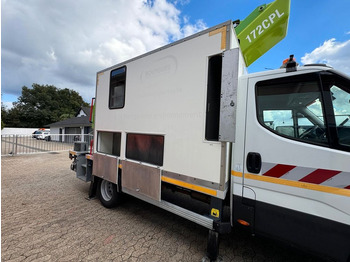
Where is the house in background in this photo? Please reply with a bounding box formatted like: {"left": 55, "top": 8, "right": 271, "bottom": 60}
{"left": 49, "top": 107, "right": 92, "bottom": 142}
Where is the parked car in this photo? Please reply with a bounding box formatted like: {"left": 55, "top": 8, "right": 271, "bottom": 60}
{"left": 37, "top": 131, "right": 50, "bottom": 140}
{"left": 32, "top": 130, "right": 41, "bottom": 138}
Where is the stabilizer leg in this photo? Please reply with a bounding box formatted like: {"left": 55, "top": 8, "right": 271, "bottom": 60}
{"left": 206, "top": 229, "right": 220, "bottom": 261}
{"left": 87, "top": 177, "right": 98, "bottom": 199}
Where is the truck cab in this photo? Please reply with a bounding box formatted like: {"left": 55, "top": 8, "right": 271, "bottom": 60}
{"left": 232, "top": 65, "right": 350, "bottom": 261}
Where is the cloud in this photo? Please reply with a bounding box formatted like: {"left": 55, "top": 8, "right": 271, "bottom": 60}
{"left": 1, "top": 0, "right": 207, "bottom": 102}
{"left": 182, "top": 19, "right": 206, "bottom": 37}
{"left": 301, "top": 38, "right": 350, "bottom": 75}
{"left": 2, "top": 102, "right": 14, "bottom": 110}
{"left": 172, "top": 0, "right": 191, "bottom": 5}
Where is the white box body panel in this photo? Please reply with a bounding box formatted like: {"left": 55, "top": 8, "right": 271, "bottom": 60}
{"left": 94, "top": 22, "right": 242, "bottom": 185}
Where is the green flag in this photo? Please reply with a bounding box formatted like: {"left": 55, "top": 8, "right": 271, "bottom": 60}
{"left": 235, "top": 0, "right": 291, "bottom": 66}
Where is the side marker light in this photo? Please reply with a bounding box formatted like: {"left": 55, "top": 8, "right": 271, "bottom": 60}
{"left": 237, "top": 219, "right": 250, "bottom": 227}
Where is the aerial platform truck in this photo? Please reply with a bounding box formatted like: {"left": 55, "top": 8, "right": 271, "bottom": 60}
{"left": 69, "top": 0, "right": 350, "bottom": 260}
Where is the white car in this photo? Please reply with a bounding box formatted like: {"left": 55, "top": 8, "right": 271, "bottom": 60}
{"left": 37, "top": 131, "right": 50, "bottom": 140}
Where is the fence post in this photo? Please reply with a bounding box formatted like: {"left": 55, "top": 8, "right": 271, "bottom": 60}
{"left": 15, "top": 135, "right": 18, "bottom": 156}
{"left": 11, "top": 135, "right": 15, "bottom": 156}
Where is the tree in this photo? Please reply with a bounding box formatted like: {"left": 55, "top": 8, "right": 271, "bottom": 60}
{"left": 3, "top": 84, "right": 89, "bottom": 128}
{"left": 1, "top": 104, "right": 6, "bottom": 129}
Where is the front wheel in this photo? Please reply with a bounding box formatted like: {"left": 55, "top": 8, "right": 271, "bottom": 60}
{"left": 97, "top": 179, "right": 120, "bottom": 208}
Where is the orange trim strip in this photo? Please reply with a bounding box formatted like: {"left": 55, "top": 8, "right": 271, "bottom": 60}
{"left": 209, "top": 26, "right": 227, "bottom": 50}
{"left": 231, "top": 170, "right": 350, "bottom": 197}
{"left": 232, "top": 171, "right": 243, "bottom": 178}
{"left": 161, "top": 176, "right": 217, "bottom": 197}
{"left": 96, "top": 72, "right": 104, "bottom": 87}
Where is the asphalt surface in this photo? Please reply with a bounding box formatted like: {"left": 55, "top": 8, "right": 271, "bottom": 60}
{"left": 1, "top": 152, "right": 323, "bottom": 261}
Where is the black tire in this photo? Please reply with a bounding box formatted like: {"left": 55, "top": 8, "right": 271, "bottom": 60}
{"left": 97, "top": 179, "right": 120, "bottom": 208}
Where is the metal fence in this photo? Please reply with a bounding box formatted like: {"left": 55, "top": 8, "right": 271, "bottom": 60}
{"left": 1, "top": 134, "right": 93, "bottom": 156}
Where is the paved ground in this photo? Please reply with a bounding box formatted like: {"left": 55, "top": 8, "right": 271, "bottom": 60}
{"left": 2, "top": 152, "right": 323, "bottom": 261}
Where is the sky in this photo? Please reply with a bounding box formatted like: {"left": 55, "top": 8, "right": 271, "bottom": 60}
{"left": 2, "top": 0, "right": 350, "bottom": 109}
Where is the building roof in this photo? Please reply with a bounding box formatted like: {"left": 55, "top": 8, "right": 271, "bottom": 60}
{"left": 80, "top": 107, "right": 91, "bottom": 116}
{"left": 49, "top": 116, "right": 91, "bottom": 127}
{"left": 49, "top": 107, "right": 92, "bottom": 128}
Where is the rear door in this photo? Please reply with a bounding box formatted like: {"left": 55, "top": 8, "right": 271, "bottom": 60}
{"left": 242, "top": 69, "right": 350, "bottom": 260}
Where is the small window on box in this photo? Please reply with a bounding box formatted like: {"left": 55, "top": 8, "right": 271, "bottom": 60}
{"left": 109, "top": 67, "right": 126, "bottom": 109}
{"left": 97, "top": 131, "right": 121, "bottom": 156}
{"left": 126, "top": 133, "right": 164, "bottom": 166}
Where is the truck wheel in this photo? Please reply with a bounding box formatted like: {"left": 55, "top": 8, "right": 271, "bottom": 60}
{"left": 98, "top": 179, "right": 120, "bottom": 208}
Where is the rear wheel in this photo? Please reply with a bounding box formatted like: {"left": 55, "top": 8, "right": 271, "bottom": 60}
{"left": 98, "top": 179, "right": 120, "bottom": 208}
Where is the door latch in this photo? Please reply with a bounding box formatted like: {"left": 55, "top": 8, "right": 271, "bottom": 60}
{"left": 246, "top": 152, "right": 262, "bottom": 174}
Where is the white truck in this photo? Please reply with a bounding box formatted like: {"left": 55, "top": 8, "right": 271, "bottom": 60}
{"left": 69, "top": 0, "right": 350, "bottom": 261}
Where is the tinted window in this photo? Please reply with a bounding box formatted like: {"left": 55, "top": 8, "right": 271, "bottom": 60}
{"left": 126, "top": 133, "right": 164, "bottom": 166}
{"left": 109, "top": 67, "right": 126, "bottom": 109}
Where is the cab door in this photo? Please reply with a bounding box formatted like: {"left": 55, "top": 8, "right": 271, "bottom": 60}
{"left": 242, "top": 69, "right": 350, "bottom": 261}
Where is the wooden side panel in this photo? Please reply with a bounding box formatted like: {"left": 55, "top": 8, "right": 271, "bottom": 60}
{"left": 121, "top": 160, "right": 161, "bottom": 201}
{"left": 92, "top": 153, "right": 118, "bottom": 183}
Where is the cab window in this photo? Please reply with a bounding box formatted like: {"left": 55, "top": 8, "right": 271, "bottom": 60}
{"left": 331, "top": 86, "right": 350, "bottom": 146}
{"left": 321, "top": 72, "right": 350, "bottom": 147}
{"left": 256, "top": 74, "right": 329, "bottom": 146}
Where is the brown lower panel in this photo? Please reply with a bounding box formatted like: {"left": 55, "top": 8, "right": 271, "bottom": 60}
{"left": 121, "top": 160, "right": 161, "bottom": 201}
{"left": 92, "top": 153, "right": 118, "bottom": 183}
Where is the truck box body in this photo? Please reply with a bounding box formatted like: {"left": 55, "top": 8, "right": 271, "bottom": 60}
{"left": 93, "top": 21, "right": 245, "bottom": 200}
